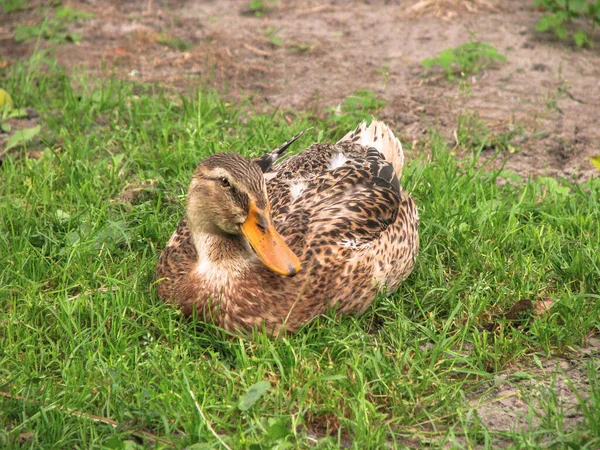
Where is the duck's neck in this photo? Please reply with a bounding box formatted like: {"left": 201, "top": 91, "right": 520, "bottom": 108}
{"left": 191, "top": 229, "right": 255, "bottom": 277}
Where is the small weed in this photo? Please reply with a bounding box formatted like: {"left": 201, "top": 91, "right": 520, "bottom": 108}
{"left": 157, "top": 34, "right": 191, "bottom": 52}
{"left": 4, "top": 124, "right": 41, "bottom": 151}
{"left": 0, "top": 88, "right": 14, "bottom": 112}
{"left": 543, "top": 90, "right": 562, "bottom": 114}
{"left": 14, "top": 22, "right": 80, "bottom": 44}
{"left": 455, "top": 111, "right": 519, "bottom": 152}
{"left": 13, "top": 7, "right": 94, "bottom": 44}
{"left": 287, "top": 41, "right": 315, "bottom": 53}
{"left": 422, "top": 41, "right": 507, "bottom": 80}
{"left": 459, "top": 79, "right": 473, "bottom": 97}
{"left": 54, "top": 6, "right": 94, "bottom": 21}
{"left": 543, "top": 79, "right": 570, "bottom": 114}
{"left": 340, "top": 90, "right": 386, "bottom": 115}
{"left": 455, "top": 111, "right": 490, "bottom": 150}
{"left": 533, "top": 0, "right": 600, "bottom": 48}
{"left": 328, "top": 90, "right": 387, "bottom": 132}
{"left": 2, "top": 0, "right": 26, "bottom": 13}
{"left": 248, "top": 0, "right": 277, "bottom": 17}
{"left": 262, "top": 26, "right": 283, "bottom": 47}
{"left": 0, "top": 87, "right": 40, "bottom": 149}
{"left": 375, "top": 64, "right": 390, "bottom": 88}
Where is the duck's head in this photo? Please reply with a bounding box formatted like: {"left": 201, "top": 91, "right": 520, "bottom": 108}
{"left": 186, "top": 152, "right": 301, "bottom": 277}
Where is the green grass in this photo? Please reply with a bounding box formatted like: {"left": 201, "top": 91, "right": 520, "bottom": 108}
{"left": 1, "top": 54, "right": 599, "bottom": 449}
{"left": 422, "top": 41, "right": 507, "bottom": 80}
{"left": 533, "top": 0, "right": 600, "bottom": 48}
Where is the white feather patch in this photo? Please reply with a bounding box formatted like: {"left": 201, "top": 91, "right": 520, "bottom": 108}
{"left": 329, "top": 152, "right": 347, "bottom": 170}
{"left": 166, "top": 231, "right": 178, "bottom": 247}
{"left": 289, "top": 181, "right": 307, "bottom": 200}
{"left": 263, "top": 172, "right": 277, "bottom": 181}
{"left": 337, "top": 238, "right": 361, "bottom": 249}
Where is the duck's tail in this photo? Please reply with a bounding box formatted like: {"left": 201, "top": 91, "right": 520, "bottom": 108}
{"left": 338, "top": 119, "right": 405, "bottom": 178}
{"left": 254, "top": 127, "right": 312, "bottom": 173}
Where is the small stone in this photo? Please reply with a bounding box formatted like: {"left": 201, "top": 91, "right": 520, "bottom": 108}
{"left": 532, "top": 63, "right": 550, "bottom": 72}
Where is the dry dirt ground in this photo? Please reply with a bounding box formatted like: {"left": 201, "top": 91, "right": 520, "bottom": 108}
{"left": 1, "top": 0, "right": 599, "bottom": 445}
{"left": 2, "top": 0, "right": 600, "bottom": 179}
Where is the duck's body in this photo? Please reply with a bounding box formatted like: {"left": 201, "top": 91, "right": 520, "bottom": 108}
{"left": 156, "top": 120, "right": 419, "bottom": 334}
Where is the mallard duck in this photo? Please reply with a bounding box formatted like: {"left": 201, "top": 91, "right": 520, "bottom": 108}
{"left": 156, "top": 120, "right": 419, "bottom": 334}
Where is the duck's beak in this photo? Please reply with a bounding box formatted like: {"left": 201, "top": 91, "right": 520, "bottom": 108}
{"left": 241, "top": 201, "right": 301, "bottom": 277}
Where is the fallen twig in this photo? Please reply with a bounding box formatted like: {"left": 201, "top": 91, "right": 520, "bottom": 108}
{"left": 243, "top": 43, "right": 270, "bottom": 57}
{"left": 0, "top": 390, "right": 172, "bottom": 446}
{"left": 297, "top": 5, "right": 340, "bottom": 16}
{"left": 189, "top": 389, "right": 232, "bottom": 450}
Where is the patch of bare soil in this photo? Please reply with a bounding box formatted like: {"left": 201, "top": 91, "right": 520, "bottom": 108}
{"left": 470, "top": 338, "right": 600, "bottom": 447}
{"left": 1, "top": 0, "right": 599, "bottom": 179}
{"left": 1, "top": 0, "right": 599, "bottom": 442}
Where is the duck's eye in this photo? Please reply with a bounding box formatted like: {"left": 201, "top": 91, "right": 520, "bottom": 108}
{"left": 219, "top": 177, "right": 230, "bottom": 187}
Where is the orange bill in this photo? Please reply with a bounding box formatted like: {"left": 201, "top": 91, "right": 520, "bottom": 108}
{"left": 241, "top": 201, "right": 301, "bottom": 277}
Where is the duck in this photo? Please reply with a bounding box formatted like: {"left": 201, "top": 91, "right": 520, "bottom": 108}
{"left": 156, "top": 119, "right": 419, "bottom": 335}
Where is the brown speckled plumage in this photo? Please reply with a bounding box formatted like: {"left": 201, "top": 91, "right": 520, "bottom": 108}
{"left": 156, "top": 120, "right": 419, "bottom": 335}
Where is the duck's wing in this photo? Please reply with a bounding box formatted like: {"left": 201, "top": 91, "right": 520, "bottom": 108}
{"left": 269, "top": 119, "right": 404, "bottom": 178}
{"left": 267, "top": 119, "right": 411, "bottom": 291}
{"left": 269, "top": 146, "right": 401, "bottom": 259}
{"left": 156, "top": 219, "right": 198, "bottom": 300}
